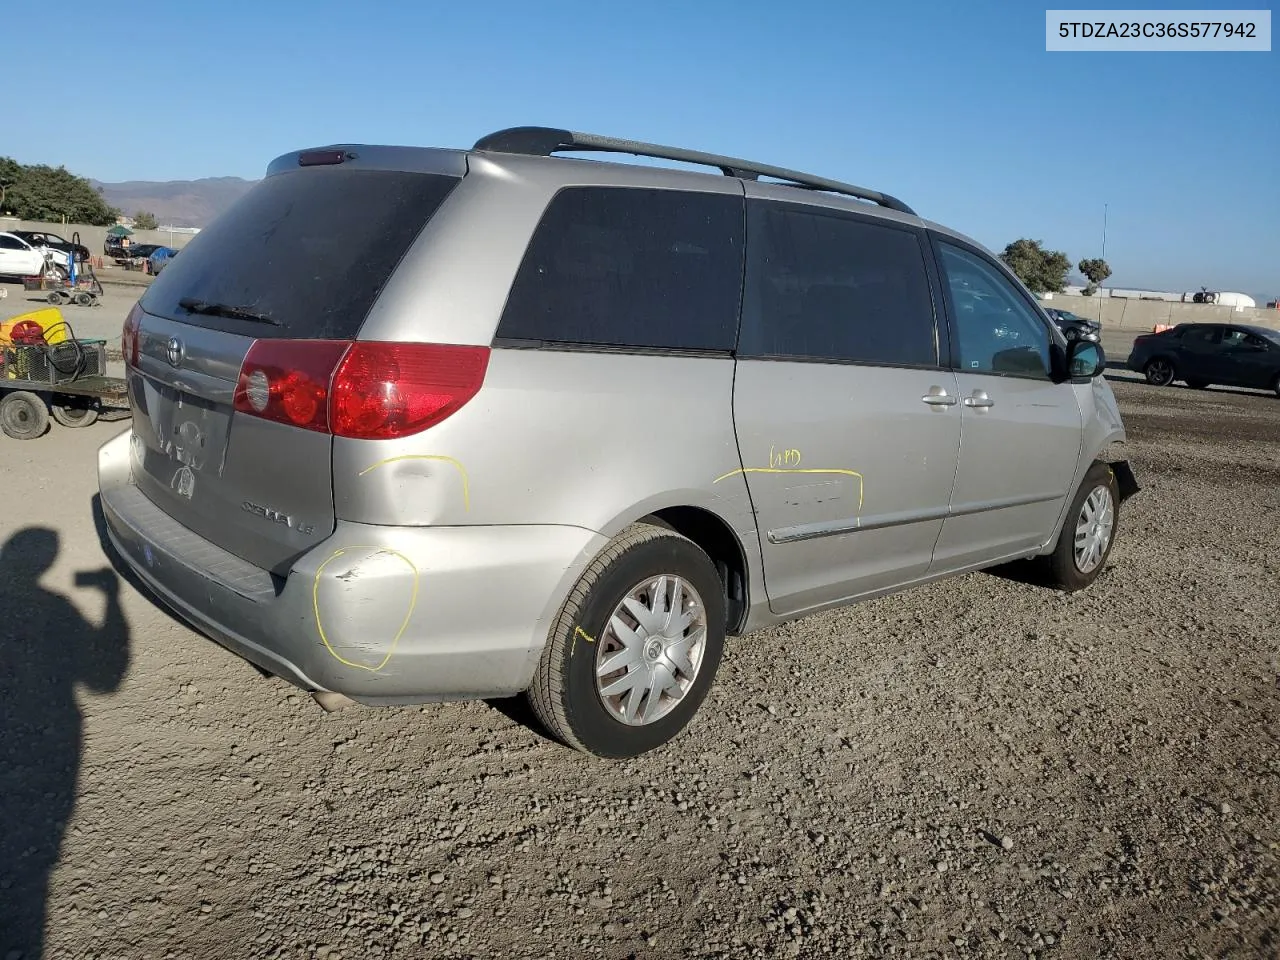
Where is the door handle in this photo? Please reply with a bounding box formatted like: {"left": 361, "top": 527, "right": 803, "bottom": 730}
{"left": 921, "top": 386, "right": 957, "bottom": 406}
{"left": 963, "top": 390, "right": 995, "bottom": 409}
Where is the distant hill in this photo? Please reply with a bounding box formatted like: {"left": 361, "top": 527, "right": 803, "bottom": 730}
{"left": 90, "top": 176, "right": 257, "bottom": 228}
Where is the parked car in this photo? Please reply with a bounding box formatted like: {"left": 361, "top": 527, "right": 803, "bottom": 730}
{"left": 12, "top": 230, "right": 91, "bottom": 263}
{"left": 0, "top": 231, "right": 70, "bottom": 280}
{"left": 97, "top": 127, "right": 1137, "bottom": 758}
{"left": 1127, "top": 323, "right": 1280, "bottom": 395}
{"left": 1045, "top": 307, "right": 1101, "bottom": 342}
{"left": 148, "top": 246, "right": 178, "bottom": 274}
{"left": 118, "top": 243, "right": 165, "bottom": 261}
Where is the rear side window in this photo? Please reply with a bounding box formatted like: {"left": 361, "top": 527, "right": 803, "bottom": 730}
{"left": 738, "top": 201, "right": 938, "bottom": 366}
{"left": 140, "top": 168, "right": 460, "bottom": 339}
{"left": 1184, "top": 326, "right": 1222, "bottom": 344}
{"left": 496, "top": 186, "right": 744, "bottom": 352}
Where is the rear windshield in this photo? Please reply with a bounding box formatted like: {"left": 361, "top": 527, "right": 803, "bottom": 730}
{"left": 140, "top": 167, "right": 460, "bottom": 339}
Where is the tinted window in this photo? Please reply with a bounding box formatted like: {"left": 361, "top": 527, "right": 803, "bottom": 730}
{"left": 0, "top": 236, "right": 23, "bottom": 250}
{"left": 497, "top": 187, "right": 744, "bottom": 352}
{"left": 141, "top": 168, "right": 460, "bottom": 339}
{"left": 739, "top": 202, "right": 937, "bottom": 366}
{"left": 1183, "top": 326, "right": 1221, "bottom": 344}
{"left": 936, "top": 242, "right": 1051, "bottom": 379}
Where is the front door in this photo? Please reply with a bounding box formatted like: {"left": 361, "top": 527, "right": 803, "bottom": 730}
{"left": 0, "top": 234, "right": 29, "bottom": 275}
{"left": 728, "top": 195, "right": 961, "bottom": 616}
{"left": 1215, "top": 327, "right": 1278, "bottom": 389}
{"left": 928, "top": 238, "right": 1084, "bottom": 571}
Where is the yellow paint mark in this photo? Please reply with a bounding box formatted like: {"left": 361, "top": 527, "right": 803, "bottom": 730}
{"left": 713, "top": 467, "right": 865, "bottom": 511}
{"left": 769, "top": 445, "right": 803, "bottom": 468}
{"left": 574, "top": 626, "right": 596, "bottom": 645}
{"left": 313, "top": 546, "right": 421, "bottom": 672}
{"left": 358, "top": 455, "right": 471, "bottom": 511}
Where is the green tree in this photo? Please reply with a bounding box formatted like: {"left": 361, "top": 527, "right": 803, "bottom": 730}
{"left": 0, "top": 157, "right": 22, "bottom": 215}
{"left": 1077, "top": 257, "right": 1112, "bottom": 296}
{"left": 133, "top": 210, "right": 159, "bottom": 230}
{"left": 1, "top": 160, "right": 119, "bottom": 225}
{"left": 999, "top": 239, "right": 1071, "bottom": 295}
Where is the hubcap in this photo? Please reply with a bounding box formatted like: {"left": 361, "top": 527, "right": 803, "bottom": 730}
{"left": 595, "top": 575, "right": 707, "bottom": 726}
{"left": 1073, "top": 485, "right": 1115, "bottom": 574}
{"left": 1147, "top": 360, "right": 1171, "bottom": 384}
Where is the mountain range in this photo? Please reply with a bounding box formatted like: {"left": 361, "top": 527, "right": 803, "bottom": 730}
{"left": 90, "top": 176, "right": 257, "bottom": 228}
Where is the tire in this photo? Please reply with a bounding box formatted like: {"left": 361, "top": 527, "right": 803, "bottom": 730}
{"left": 527, "top": 522, "right": 726, "bottom": 758}
{"left": 1273, "top": 373, "right": 1280, "bottom": 399}
{"left": 0, "top": 391, "right": 51, "bottom": 440}
{"left": 51, "top": 403, "right": 99, "bottom": 428}
{"left": 1144, "top": 357, "right": 1176, "bottom": 387}
{"left": 1041, "top": 461, "right": 1120, "bottom": 592}
{"left": 1185, "top": 379, "right": 1209, "bottom": 390}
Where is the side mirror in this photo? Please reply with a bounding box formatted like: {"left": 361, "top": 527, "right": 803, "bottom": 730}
{"left": 1067, "top": 339, "right": 1106, "bottom": 380}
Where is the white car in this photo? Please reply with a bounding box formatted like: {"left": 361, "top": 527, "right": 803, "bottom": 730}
{"left": 0, "top": 231, "right": 71, "bottom": 279}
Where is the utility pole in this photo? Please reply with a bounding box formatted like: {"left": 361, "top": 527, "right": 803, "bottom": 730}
{"left": 1101, "top": 203, "right": 1108, "bottom": 260}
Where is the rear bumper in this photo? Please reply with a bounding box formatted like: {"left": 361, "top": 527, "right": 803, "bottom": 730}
{"left": 97, "top": 428, "right": 606, "bottom": 704}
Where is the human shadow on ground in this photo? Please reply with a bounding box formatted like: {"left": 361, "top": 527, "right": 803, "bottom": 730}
{"left": 0, "top": 527, "right": 130, "bottom": 959}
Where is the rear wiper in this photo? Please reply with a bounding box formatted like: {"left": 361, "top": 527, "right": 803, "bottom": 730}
{"left": 178, "top": 297, "right": 280, "bottom": 326}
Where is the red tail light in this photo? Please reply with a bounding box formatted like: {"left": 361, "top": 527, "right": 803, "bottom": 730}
{"left": 233, "top": 341, "right": 489, "bottom": 439}
{"left": 122, "top": 301, "right": 143, "bottom": 367}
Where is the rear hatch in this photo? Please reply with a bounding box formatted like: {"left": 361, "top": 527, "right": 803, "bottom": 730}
{"left": 125, "top": 154, "right": 462, "bottom": 574}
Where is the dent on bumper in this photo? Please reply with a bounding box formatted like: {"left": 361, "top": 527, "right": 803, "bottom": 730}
{"left": 97, "top": 428, "right": 607, "bottom": 703}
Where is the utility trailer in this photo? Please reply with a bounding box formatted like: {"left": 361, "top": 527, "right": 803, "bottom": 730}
{"left": 0, "top": 339, "right": 129, "bottom": 439}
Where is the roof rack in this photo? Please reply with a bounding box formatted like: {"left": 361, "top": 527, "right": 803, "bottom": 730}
{"left": 471, "top": 126, "right": 916, "bottom": 216}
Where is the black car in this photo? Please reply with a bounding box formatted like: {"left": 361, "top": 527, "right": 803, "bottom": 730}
{"left": 12, "top": 230, "right": 91, "bottom": 263}
{"left": 1127, "top": 323, "right": 1280, "bottom": 396}
{"left": 1044, "top": 307, "right": 1101, "bottom": 342}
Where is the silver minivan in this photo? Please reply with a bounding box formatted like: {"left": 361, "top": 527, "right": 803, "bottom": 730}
{"left": 98, "top": 127, "right": 1138, "bottom": 758}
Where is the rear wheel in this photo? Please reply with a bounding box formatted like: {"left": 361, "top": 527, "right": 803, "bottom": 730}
{"left": 51, "top": 403, "right": 99, "bottom": 428}
{"left": 527, "top": 522, "right": 726, "bottom": 758}
{"left": 1144, "top": 357, "right": 1175, "bottom": 386}
{"left": 1041, "top": 461, "right": 1119, "bottom": 592}
{"left": 1273, "top": 373, "right": 1280, "bottom": 398}
{"left": 0, "top": 391, "right": 50, "bottom": 440}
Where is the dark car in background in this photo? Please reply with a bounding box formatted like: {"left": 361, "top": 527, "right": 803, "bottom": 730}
{"left": 12, "top": 230, "right": 91, "bottom": 263}
{"left": 1045, "top": 307, "right": 1101, "bottom": 342}
{"left": 1127, "top": 322, "right": 1280, "bottom": 396}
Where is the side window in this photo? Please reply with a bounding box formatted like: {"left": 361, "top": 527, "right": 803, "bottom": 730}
{"left": 497, "top": 186, "right": 744, "bottom": 352}
{"left": 936, "top": 241, "right": 1051, "bottom": 379}
{"left": 739, "top": 202, "right": 937, "bottom": 366}
{"left": 0, "top": 235, "right": 23, "bottom": 250}
{"left": 1185, "top": 326, "right": 1221, "bottom": 345}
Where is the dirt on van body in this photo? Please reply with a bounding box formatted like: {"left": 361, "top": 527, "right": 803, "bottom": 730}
{"left": 2, "top": 376, "right": 1277, "bottom": 960}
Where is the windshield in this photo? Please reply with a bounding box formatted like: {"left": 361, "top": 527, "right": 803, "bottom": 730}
{"left": 1255, "top": 327, "right": 1280, "bottom": 345}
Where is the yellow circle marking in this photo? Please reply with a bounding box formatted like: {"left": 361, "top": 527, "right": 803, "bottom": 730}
{"left": 713, "top": 467, "right": 864, "bottom": 510}
{"left": 312, "top": 546, "right": 421, "bottom": 672}
{"left": 358, "top": 455, "right": 471, "bottom": 511}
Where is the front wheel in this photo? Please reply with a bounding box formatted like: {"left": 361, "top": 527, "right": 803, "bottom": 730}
{"left": 0, "top": 390, "right": 50, "bottom": 440}
{"left": 1042, "top": 461, "right": 1120, "bottom": 592}
{"left": 527, "top": 522, "right": 726, "bottom": 758}
{"left": 1144, "top": 357, "right": 1176, "bottom": 387}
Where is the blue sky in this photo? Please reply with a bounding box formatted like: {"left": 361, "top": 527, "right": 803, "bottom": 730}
{"left": 7, "top": 1, "right": 1277, "bottom": 299}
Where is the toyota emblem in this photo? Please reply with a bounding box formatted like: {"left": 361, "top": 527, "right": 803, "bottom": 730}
{"left": 166, "top": 337, "right": 185, "bottom": 368}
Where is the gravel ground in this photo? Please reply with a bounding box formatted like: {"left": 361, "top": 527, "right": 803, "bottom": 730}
{"left": 1, "top": 376, "right": 1277, "bottom": 960}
